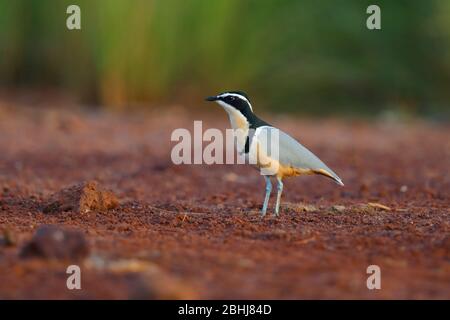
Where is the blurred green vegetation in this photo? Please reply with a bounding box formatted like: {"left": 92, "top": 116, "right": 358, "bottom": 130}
{"left": 0, "top": 0, "right": 449, "bottom": 116}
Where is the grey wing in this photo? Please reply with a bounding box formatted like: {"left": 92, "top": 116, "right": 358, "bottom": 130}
{"left": 256, "top": 126, "right": 343, "bottom": 185}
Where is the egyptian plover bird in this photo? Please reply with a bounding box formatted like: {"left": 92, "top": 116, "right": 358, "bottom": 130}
{"left": 206, "top": 91, "right": 344, "bottom": 217}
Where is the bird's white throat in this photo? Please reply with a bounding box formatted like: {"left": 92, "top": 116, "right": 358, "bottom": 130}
{"left": 217, "top": 101, "right": 250, "bottom": 153}
{"left": 217, "top": 102, "right": 249, "bottom": 131}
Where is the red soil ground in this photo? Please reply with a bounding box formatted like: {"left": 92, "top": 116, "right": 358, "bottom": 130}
{"left": 0, "top": 100, "right": 448, "bottom": 299}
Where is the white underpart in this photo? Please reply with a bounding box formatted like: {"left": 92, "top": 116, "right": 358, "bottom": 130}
{"left": 249, "top": 126, "right": 280, "bottom": 175}
{"left": 217, "top": 100, "right": 249, "bottom": 154}
{"left": 217, "top": 93, "right": 253, "bottom": 111}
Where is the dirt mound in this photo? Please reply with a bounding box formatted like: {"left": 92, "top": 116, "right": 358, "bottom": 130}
{"left": 20, "top": 225, "right": 89, "bottom": 260}
{"left": 43, "top": 181, "right": 119, "bottom": 214}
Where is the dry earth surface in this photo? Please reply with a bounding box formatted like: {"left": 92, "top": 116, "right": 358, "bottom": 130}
{"left": 0, "top": 98, "right": 449, "bottom": 299}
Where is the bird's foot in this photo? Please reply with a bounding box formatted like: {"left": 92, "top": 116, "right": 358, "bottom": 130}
{"left": 273, "top": 207, "right": 280, "bottom": 217}
{"left": 260, "top": 209, "right": 267, "bottom": 218}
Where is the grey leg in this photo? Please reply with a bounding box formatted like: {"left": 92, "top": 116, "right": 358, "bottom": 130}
{"left": 261, "top": 176, "right": 272, "bottom": 217}
{"left": 274, "top": 177, "right": 283, "bottom": 216}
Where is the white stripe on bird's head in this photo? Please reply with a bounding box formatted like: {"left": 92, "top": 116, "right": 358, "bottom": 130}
{"left": 217, "top": 93, "right": 253, "bottom": 112}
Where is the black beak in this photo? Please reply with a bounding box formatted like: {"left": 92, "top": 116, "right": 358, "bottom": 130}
{"left": 205, "top": 96, "right": 218, "bottom": 102}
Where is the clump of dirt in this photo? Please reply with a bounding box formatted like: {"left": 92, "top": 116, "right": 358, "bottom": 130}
{"left": 43, "top": 181, "right": 119, "bottom": 214}
{"left": 20, "top": 225, "right": 89, "bottom": 260}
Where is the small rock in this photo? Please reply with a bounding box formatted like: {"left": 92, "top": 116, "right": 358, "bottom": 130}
{"left": 331, "top": 205, "right": 346, "bottom": 213}
{"left": 20, "top": 225, "right": 89, "bottom": 260}
{"left": 43, "top": 181, "right": 119, "bottom": 214}
{"left": 367, "top": 202, "right": 391, "bottom": 211}
{"left": 400, "top": 185, "right": 408, "bottom": 193}
{"left": 224, "top": 173, "right": 238, "bottom": 182}
{"left": 108, "top": 259, "right": 159, "bottom": 274}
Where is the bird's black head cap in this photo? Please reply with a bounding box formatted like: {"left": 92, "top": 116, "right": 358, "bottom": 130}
{"left": 206, "top": 90, "right": 253, "bottom": 114}
{"left": 206, "top": 90, "right": 270, "bottom": 128}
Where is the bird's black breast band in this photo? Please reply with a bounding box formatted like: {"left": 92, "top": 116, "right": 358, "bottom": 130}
{"left": 244, "top": 136, "right": 250, "bottom": 154}
{"left": 243, "top": 128, "right": 259, "bottom": 154}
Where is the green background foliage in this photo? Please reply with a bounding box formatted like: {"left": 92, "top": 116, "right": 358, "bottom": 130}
{"left": 0, "top": 0, "right": 449, "bottom": 116}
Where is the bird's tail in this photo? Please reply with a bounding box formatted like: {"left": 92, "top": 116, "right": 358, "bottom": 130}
{"left": 312, "top": 169, "right": 344, "bottom": 186}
